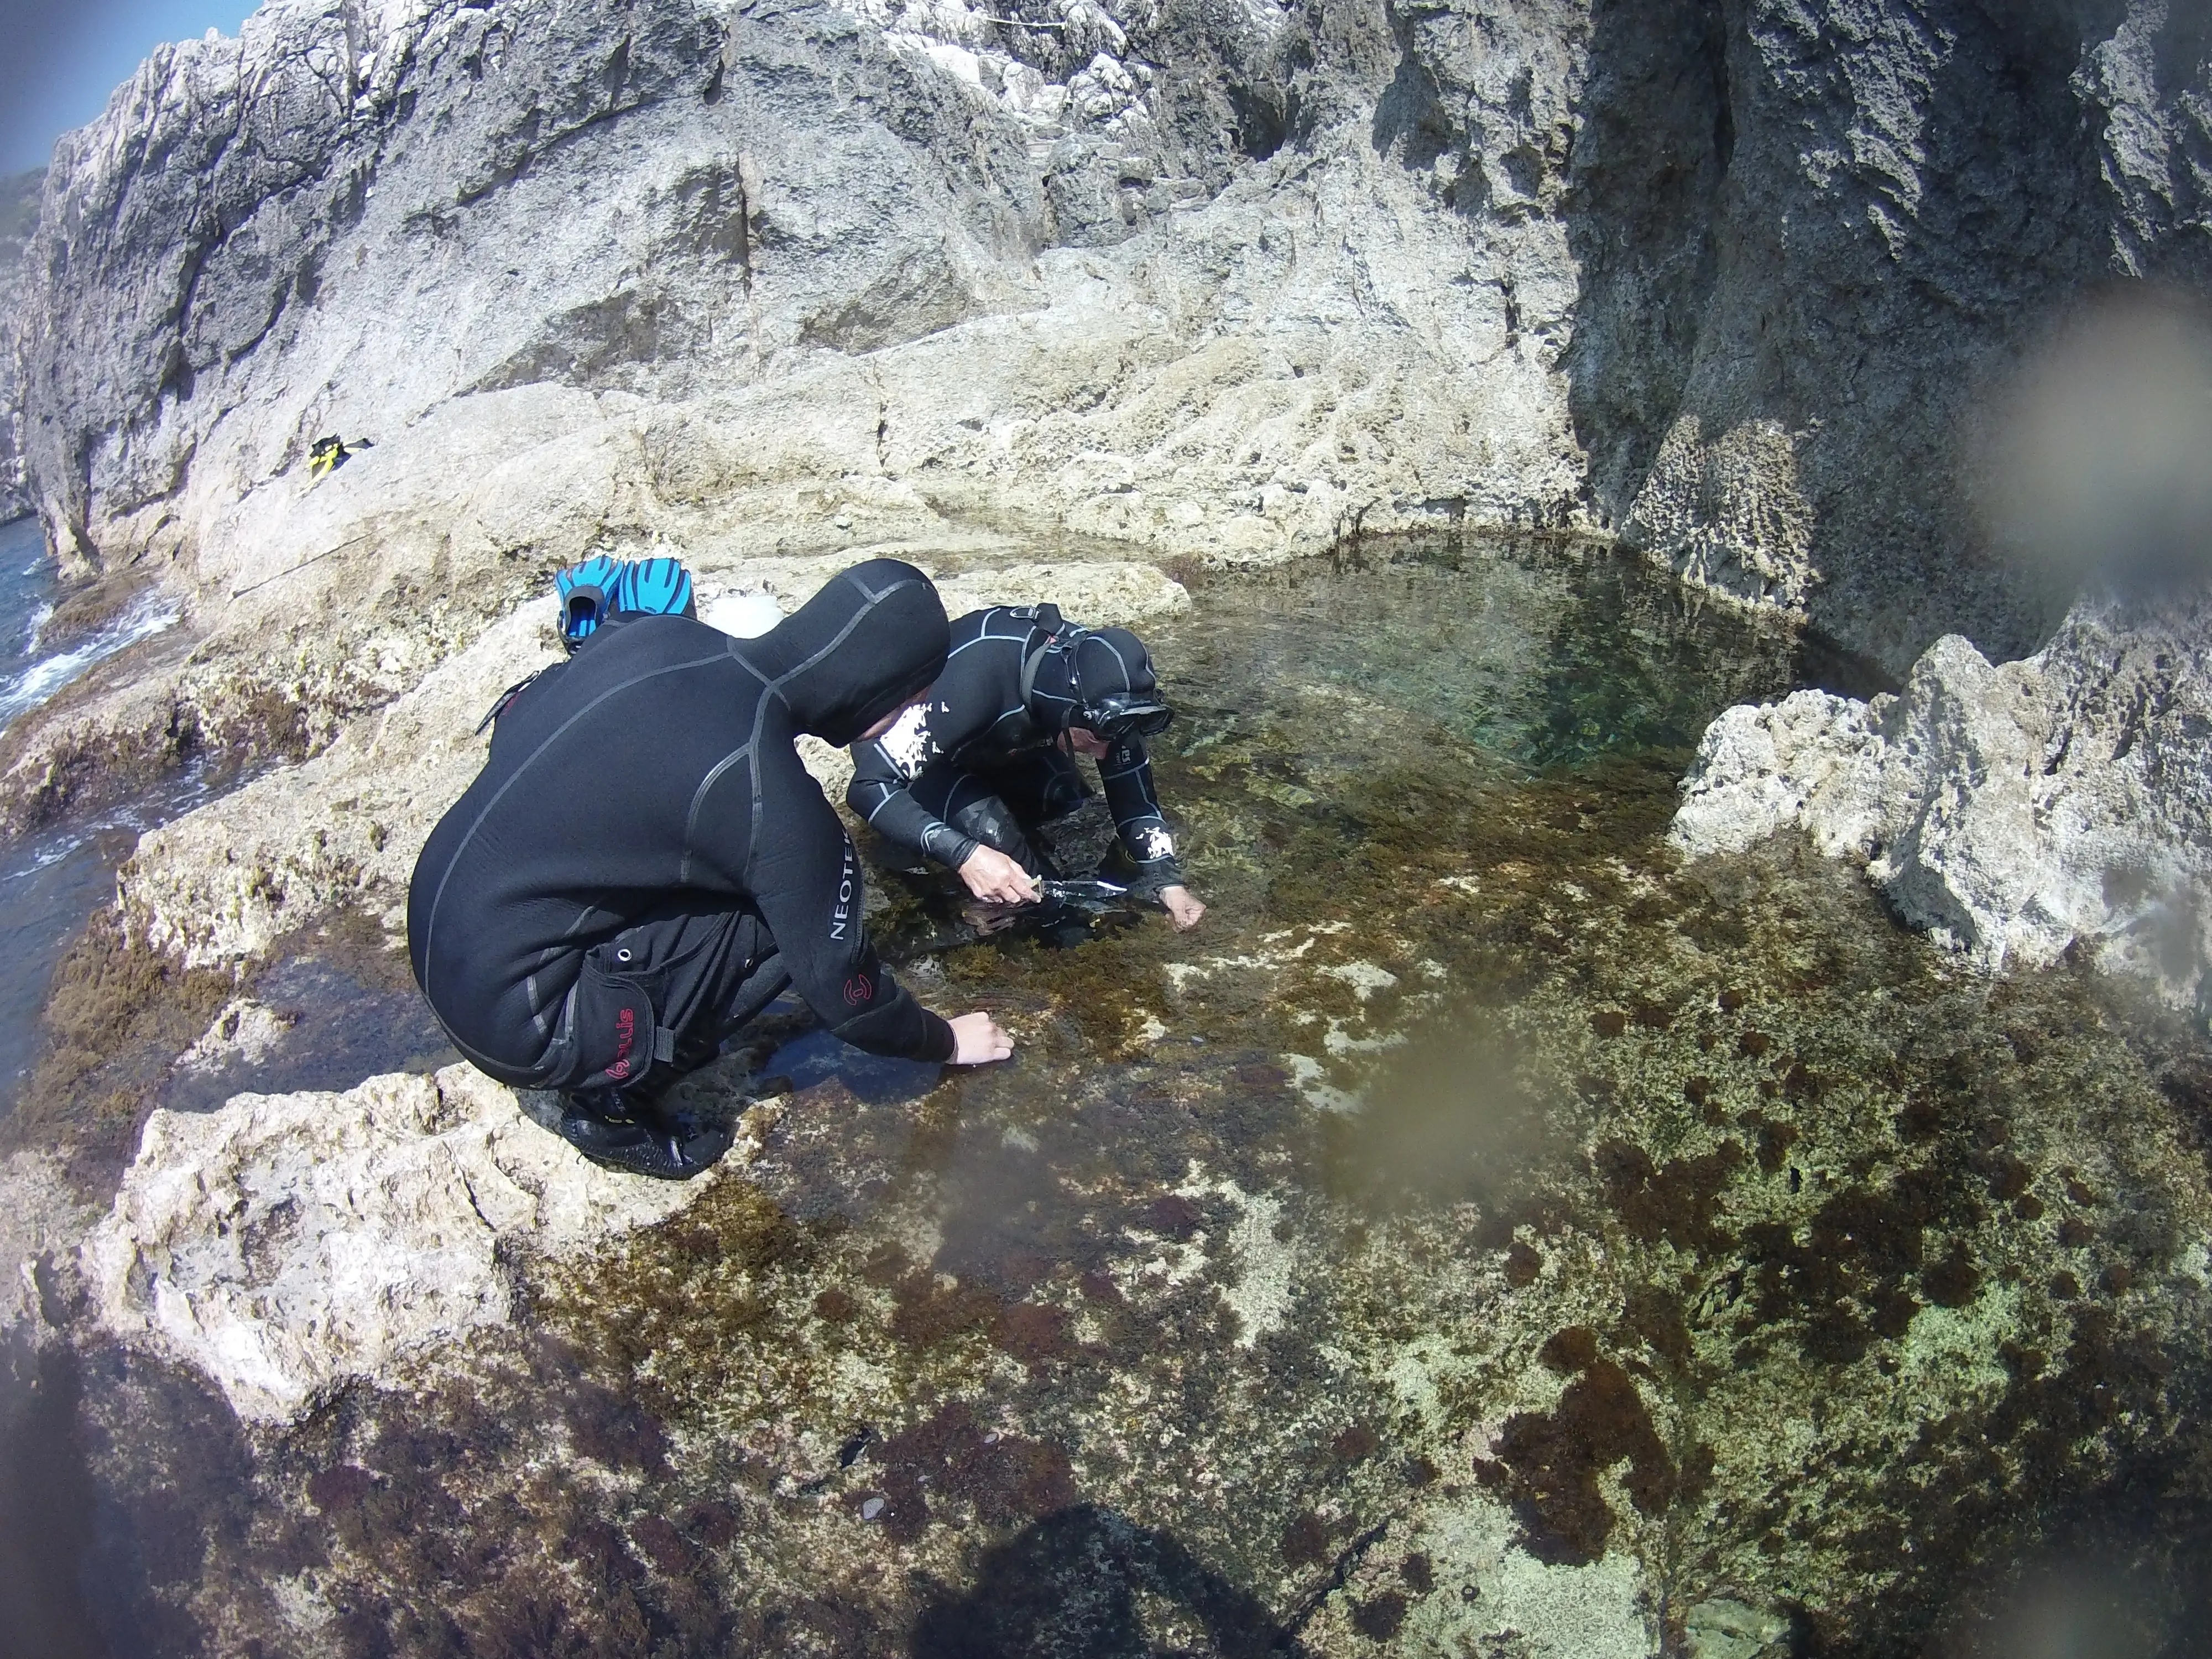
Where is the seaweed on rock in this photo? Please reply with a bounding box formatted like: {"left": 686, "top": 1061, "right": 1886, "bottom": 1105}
{"left": 32, "top": 544, "right": 2212, "bottom": 1654}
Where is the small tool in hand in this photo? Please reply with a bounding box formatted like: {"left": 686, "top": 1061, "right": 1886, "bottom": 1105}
{"left": 1034, "top": 877, "right": 1130, "bottom": 906}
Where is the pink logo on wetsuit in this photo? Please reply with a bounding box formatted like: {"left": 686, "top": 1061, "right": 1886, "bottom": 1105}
{"left": 608, "top": 1006, "right": 637, "bottom": 1079}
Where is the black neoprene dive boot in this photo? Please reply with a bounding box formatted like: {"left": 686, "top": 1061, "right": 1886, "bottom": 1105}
{"left": 554, "top": 1085, "right": 734, "bottom": 1181}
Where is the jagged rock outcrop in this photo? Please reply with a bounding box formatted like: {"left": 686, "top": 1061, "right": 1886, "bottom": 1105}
{"left": 1595, "top": 1, "right": 2212, "bottom": 670}
{"left": 0, "top": 167, "right": 38, "bottom": 523}
{"left": 82, "top": 1063, "right": 705, "bottom": 1421}
{"left": 6, "top": 0, "right": 2203, "bottom": 693}
{"left": 1673, "top": 586, "right": 2212, "bottom": 1012}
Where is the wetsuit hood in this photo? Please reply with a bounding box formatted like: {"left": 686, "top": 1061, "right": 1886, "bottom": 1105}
{"left": 1026, "top": 625, "right": 1159, "bottom": 732}
{"left": 754, "top": 559, "right": 950, "bottom": 745}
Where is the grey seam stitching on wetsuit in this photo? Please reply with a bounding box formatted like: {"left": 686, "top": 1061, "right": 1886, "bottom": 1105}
{"left": 679, "top": 743, "right": 754, "bottom": 885}
{"left": 435, "top": 1008, "right": 566, "bottom": 1088}
{"left": 1099, "top": 633, "right": 1139, "bottom": 688}
{"left": 418, "top": 650, "right": 730, "bottom": 1003}
{"left": 943, "top": 631, "right": 1020, "bottom": 662}
{"left": 723, "top": 632, "right": 772, "bottom": 684}
{"left": 747, "top": 700, "right": 775, "bottom": 879}
{"left": 523, "top": 892, "right": 619, "bottom": 1037}
{"left": 745, "top": 573, "right": 926, "bottom": 878}
{"left": 766, "top": 572, "right": 924, "bottom": 698}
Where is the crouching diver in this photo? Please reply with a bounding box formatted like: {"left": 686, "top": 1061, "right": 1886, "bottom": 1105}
{"left": 406, "top": 559, "right": 1014, "bottom": 1181}
{"left": 847, "top": 604, "right": 1206, "bottom": 931}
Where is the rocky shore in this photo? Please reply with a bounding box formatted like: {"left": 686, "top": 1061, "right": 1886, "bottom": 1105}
{"left": 1, "top": 0, "right": 2210, "bottom": 1651}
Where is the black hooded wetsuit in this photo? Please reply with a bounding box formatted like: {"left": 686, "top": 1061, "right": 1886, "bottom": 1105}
{"left": 408, "top": 559, "right": 956, "bottom": 1095}
{"left": 846, "top": 605, "right": 1183, "bottom": 890}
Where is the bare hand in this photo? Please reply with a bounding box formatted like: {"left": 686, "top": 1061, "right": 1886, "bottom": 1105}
{"left": 1160, "top": 885, "right": 1207, "bottom": 931}
{"left": 959, "top": 845, "right": 1039, "bottom": 905}
{"left": 947, "top": 1011, "right": 1015, "bottom": 1065}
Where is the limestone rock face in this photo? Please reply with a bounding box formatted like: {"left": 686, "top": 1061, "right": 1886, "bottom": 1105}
{"left": 1672, "top": 588, "right": 2212, "bottom": 1010}
{"left": 0, "top": 167, "right": 36, "bottom": 524}
{"left": 0, "top": 0, "right": 1580, "bottom": 584}
{"left": 1603, "top": 1, "right": 2212, "bottom": 671}
{"left": 81, "top": 1063, "right": 705, "bottom": 1422}
{"left": 5, "top": 0, "right": 2199, "bottom": 708}
{"left": 0, "top": 0, "right": 1573, "bottom": 828}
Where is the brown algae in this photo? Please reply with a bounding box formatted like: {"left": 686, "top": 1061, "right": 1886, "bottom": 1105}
{"left": 43, "top": 539, "right": 2212, "bottom": 1655}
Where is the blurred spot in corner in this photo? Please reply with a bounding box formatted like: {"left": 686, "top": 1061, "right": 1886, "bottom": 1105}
{"left": 1983, "top": 286, "right": 2212, "bottom": 604}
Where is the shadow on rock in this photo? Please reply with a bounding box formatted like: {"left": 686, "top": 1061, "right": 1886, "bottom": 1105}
{"left": 0, "top": 1331, "right": 107, "bottom": 1659}
{"left": 910, "top": 1503, "right": 1303, "bottom": 1659}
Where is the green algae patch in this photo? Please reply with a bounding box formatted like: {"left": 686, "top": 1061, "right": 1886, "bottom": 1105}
{"left": 4, "top": 904, "right": 237, "bottom": 1194}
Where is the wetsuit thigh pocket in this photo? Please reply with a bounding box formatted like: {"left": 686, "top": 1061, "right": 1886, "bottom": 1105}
{"left": 565, "top": 954, "right": 662, "bottom": 1089}
{"left": 560, "top": 910, "right": 763, "bottom": 1088}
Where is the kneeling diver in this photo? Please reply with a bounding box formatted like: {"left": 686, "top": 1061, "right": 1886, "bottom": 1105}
{"left": 846, "top": 604, "right": 1206, "bottom": 931}
{"left": 407, "top": 559, "right": 1014, "bottom": 1181}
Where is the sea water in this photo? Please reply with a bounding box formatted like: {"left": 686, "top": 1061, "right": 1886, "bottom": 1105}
{"left": 15, "top": 536, "right": 2212, "bottom": 1657}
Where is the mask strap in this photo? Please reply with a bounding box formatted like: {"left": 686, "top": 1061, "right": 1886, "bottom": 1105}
{"left": 1019, "top": 621, "right": 1093, "bottom": 719}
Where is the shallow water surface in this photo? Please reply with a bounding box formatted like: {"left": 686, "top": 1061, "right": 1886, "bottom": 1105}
{"left": 44, "top": 538, "right": 2212, "bottom": 1656}
{"left": 0, "top": 518, "right": 211, "bottom": 1117}
{"left": 0, "top": 515, "right": 181, "bottom": 734}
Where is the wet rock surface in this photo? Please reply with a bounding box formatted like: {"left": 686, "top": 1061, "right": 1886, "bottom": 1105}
{"left": 17, "top": 542, "right": 2212, "bottom": 1655}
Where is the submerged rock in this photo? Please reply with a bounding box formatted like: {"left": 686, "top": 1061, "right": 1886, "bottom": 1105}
{"left": 1684, "top": 1597, "right": 1792, "bottom": 1659}
{"left": 0, "top": 1147, "right": 100, "bottom": 1328}
{"left": 1673, "top": 590, "right": 2212, "bottom": 1011}
{"left": 82, "top": 1063, "right": 703, "bottom": 1422}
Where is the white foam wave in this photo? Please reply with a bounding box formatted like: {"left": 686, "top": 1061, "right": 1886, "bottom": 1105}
{"left": 0, "top": 589, "right": 180, "bottom": 733}
{"left": 17, "top": 602, "right": 53, "bottom": 658}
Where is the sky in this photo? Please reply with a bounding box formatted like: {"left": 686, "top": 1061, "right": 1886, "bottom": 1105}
{"left": 1, "top": 0, "right": 264, "bottom": 175}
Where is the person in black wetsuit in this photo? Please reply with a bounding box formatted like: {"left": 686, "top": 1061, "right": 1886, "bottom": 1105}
{"left": 407, "top": 559, "right": 1014, "bottom": 1181}
{"left": 846, "top": 604, "right": 1206, "bottom": 931}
